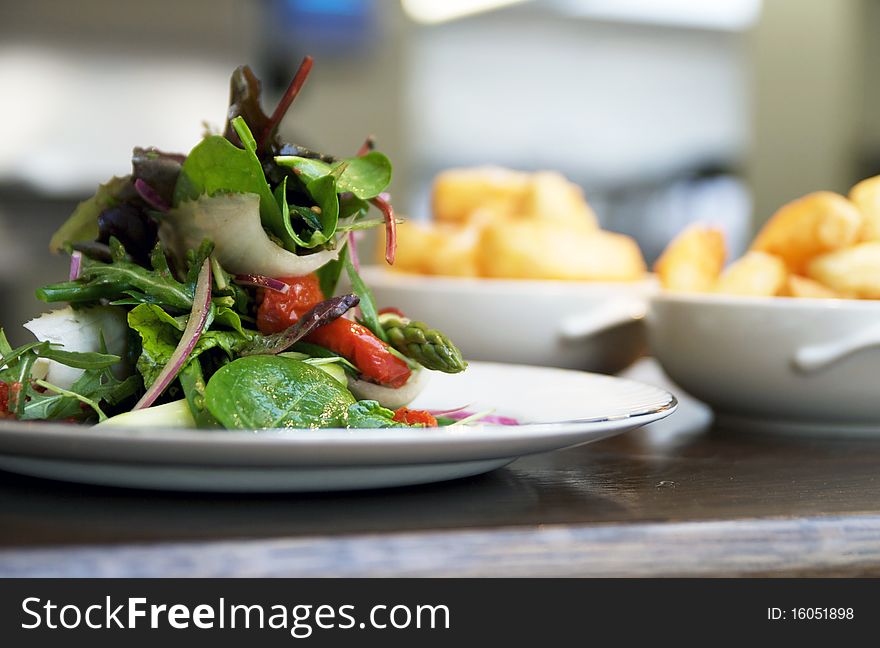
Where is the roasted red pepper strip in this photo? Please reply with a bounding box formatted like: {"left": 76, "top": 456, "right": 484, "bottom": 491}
{"left": 307, "top": 318, "right": 411, "bottom": 388}
{"left": 0, "top": 381, "right": 15, "bottom": 419}
{"left": 256, "top": 275, "right": 411, "bottom": 387}
{"left": 393, "top": 407, "right": 437, "bottom": 427}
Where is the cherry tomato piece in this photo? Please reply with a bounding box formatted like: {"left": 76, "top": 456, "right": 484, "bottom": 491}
{"left": 256, "top": 274, "right": 325, "bottom": 334}
{"left": 393, "top": 407, "right": 437, "bottom": 427}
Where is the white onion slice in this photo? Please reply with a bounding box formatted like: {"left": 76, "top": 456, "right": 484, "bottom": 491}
{"left": 347, "top": 368, "right": 430, "bottom": 410}
{"left": 165, "top": 194, "right": 339, "bottom": 277}
{"left": 24, "top": 306, "right": 129, "bottom": 389}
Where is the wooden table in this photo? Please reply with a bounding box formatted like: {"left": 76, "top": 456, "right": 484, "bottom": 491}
{"left": 1, "top": 360, "right": 879, "bottom": 577}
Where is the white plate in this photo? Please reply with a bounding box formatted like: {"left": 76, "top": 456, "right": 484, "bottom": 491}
{"left": 0, "top": 362, "right": 676, "bottom": 492}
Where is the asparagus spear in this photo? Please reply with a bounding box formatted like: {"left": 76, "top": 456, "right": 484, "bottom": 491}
{"left": 381, "top": 315, "right": 467, "bottom": 374}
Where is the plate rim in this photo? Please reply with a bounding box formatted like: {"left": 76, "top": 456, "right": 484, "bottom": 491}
{"left": 0, "top": 362, "right": 677, "bottom": 467}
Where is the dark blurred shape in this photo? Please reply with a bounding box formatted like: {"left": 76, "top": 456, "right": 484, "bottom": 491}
{"left": 97, "top": 204, "right": 158, "bottom": 267}
{"left": 131, "top": 148, "right": 184, "bottom": 207}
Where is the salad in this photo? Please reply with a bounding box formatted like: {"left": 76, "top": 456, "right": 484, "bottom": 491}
{"left": 0, "top": 58, "right": 477, "bottom": 430}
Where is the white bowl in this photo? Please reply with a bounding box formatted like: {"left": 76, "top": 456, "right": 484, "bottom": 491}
{"left": 359, "top": 267, "right": 654, "bottom": 373}
{"left": 647, "top": 293, "right": 880, "bottom": 432}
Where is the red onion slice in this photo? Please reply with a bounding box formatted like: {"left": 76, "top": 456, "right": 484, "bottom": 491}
{"left": 133, "top": 259, "right": 212, "bottom": 410}
{"left": 134, "top": 178, "right": 170, "bottom": 212}
{"left": 427, "top": 405, "right": 472, "bottom": 416}
{"left": 436, "top": 410, "right": 519, "bottom": 426}
{"left": 370, "top": 195, "right": 397, "bottom": 265}
{"left": 68, "top": 251, "right": 83, "bottom": 281}
{"left": 234, "top": 274, "right": 290, "bottom": 294}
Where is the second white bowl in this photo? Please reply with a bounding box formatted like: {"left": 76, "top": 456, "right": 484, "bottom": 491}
{"left": 648, "top": 293, "right": 880, "bottom": 430}
{"left": 359, "top": 267, "right": 654, "bottom": 374}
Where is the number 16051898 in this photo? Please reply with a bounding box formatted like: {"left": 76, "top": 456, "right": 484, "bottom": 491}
{"left": 768, "top": 608, "right": 854, "bottom": 620}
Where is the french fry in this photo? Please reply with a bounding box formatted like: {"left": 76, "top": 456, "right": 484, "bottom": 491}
{"left": 479, "top": 221, "right": 645, "bottom": 281}
{"left": 389, "top": 220, "right": 442, "bottom": 274}
{"left": 521, "top": 171, "right": 599, "bottom": 229}
{"left": 713, "top": 251, "right": 787, "bottom": 296}
{"left": 849, "top": 175, "right": 880, "bottom": 242}
{"left": 431, "top": 167, "right": 531, "bottom": 224}
{"left": 807, "top": 242, "right": 880, "bottom": 298}
{"left": 422, "top": 225, "right": 480, "bottom": 277}
{"left": 654, "top": 224, "right": 725, "bottom": 293}
{"left": 783, "top": 275, "right": 841, "bottom": 299}
{"left": 750, "top": 191, "right": 862, "bottom": 273}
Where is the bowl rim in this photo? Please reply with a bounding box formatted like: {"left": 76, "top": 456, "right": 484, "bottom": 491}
{"left": 650, "top": 291, "right": 880, "bottom": 311}
{"left": 359, "top": 265, "right": 656, "bottom": 293}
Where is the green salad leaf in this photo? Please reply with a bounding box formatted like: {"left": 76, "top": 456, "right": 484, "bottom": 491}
{"left": 127, "top": 303, "right": 250, "bottom": 388}
{"left": 301, "top": 174, "right": 340, "bottom": 246}
{"left": 315, "top": 243, "right": 349, "bottom": 297}
{"left": 1, "top": 329, "right": 140, "bottom": 422}
{"left": 276, "top": 151, "right": 392, "bottom": 199}
{"left": 344, "top": 253, "right": 387, "bottom": 342}
{"left": 35, "top": 347, "right": 121, "bottom": 370}
{"left": 204, "top": 356, "right": 355, "bottom": 429}
{"left": 49, "top": 176, "right": 132, "bottom": 253}
{"left": 178, "top": 360, "right": 219, "bottom": 428}
{"left": 127, "top": 305, "right": 183, "bottom": 387}
{"left": 271, "top": 175, "right": 340, "bottom": 250}
{"left": 38, "top": 241, "right": 194, "bottom": 311}
{"left": 345, "top": 400, "right": 406, "bottom": 428}
{"left": 173, "top": 118, "right": 285, "bottom": 244}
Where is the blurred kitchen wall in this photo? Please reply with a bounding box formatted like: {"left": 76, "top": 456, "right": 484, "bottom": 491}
{"left": 0, "top": 0, "right": 261, "bottom": 342}
{"left": 748, "top": 0, "right": 866, "bottom": 224}
{"left": 1, "top": 0, "right": 878, "bottom": 340}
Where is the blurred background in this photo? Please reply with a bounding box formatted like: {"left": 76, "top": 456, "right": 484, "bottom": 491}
{"left": 0, "top": 0, "right": 877, "bottom": 341}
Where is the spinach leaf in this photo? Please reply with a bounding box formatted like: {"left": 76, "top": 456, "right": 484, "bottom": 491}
{"left": 345, "top": 400, "right": 407, "bottom": 428}
{"left": 276, "top": 152, "right": 392, "bottom": 199}
{"left": 49, "top": 176, "right": 132, "bottom": 253}
{"left": 204, "top": 356, "right": 355, "bottom": 429}
{"left": 344, "top": 253, "right": 387, "bottom": 342}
